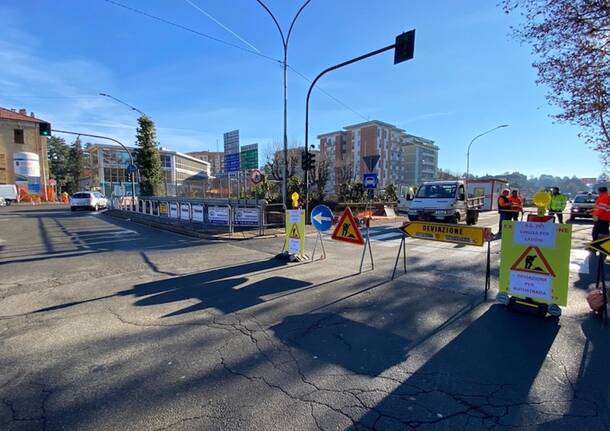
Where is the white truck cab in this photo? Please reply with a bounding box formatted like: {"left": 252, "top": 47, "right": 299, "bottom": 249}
{"left": 407, "top": 180, "right": 483, "bottom": 225}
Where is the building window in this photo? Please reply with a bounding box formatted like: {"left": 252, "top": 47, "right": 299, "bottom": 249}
{"left": 14, "top": 129, "right": 24, "bottom": 144}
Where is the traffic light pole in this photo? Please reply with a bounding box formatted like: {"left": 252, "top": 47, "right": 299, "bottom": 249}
{"left": 304, "top": 43, "right": 396, "bottom": 222}
{"left": 52, "top": 129, "right": 137, "bottom": 211}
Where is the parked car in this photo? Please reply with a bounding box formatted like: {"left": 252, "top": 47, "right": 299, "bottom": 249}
{"left": 70, "top": 191, "right": 108, "bottom": 211}
{"left": 0, "top": 184, "right": 18, "bottom": 205}
{"left": 569, "top": 193, "right": 597, "bottom": 221}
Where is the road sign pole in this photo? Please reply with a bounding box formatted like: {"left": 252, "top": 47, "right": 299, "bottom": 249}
{"left": 392, "top": 236, "right": 407, "bottom": 280}
{"left": 485, "top": 240, "right": 491, "bottom": 300}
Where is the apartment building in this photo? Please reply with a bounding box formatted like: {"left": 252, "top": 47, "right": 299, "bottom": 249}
{"left": 318, "top": 120, "right": 438, "bottom": 194}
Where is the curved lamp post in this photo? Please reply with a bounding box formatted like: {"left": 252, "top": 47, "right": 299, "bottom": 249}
{"left": 255, "top": 0, "right": 312, "bottom": 207}
{"left": 466, "top": 124, "right": 510, "bottom": 180}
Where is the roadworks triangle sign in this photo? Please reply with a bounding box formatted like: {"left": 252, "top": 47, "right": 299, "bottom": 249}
{"left": 331, "top": 207, "right": 365, "bottom": 245}
{"left": 289, "top": 223, "right": 300, "bottom": 239}
{"left": 510, "top": 246, "right": 556, "bottom": 277}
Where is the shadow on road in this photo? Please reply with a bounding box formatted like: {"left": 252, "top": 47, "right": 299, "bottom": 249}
{"left": 272, "top": 312, "right": 411, "bottom": 377}
{"left": 348, "top": 305, "right": 562, "bottom": 429}
{"left": 121, "top": 259, "right": 311, "bottom": 317}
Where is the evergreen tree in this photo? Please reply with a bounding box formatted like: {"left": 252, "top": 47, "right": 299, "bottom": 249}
{"left": 134, "top": 115, "right": 162, "bottom": 196}
{"left": 47, "top": 136, "right": 70, "bottom": 193}
{"left": 66, "top": 137, "right": 85, "bottom": 193}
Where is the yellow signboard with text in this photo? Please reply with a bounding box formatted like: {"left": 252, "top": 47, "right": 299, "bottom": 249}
{"left": 284, "top": 209, "right": 305, "bottom": 256}
{"left": 400, "top": 221, "right": 490, "bottom": 247}
{"left": 499, "top": 221, "right": 572, "bottom": 306}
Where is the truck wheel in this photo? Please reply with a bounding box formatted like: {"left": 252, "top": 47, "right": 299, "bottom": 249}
{"left": 466, "top": 210, "right": 478, "bottom": 225}
{"left": 448, "top": 215, "right": 459, "bottom": 224}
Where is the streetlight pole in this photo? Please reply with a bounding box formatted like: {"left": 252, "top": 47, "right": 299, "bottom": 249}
{"left": 99, "top": 92, "right": 146, "bottom": 116}
{"left": 255, "top": 0, "right": 312, "bottom": 208}
{"left": 98, "top": 92, "right": 146, "bottom": 206}
{"left": 52, "top": 129, "right": 137, "bottom": 211}
{"left": 466, "top": 124, "right": 510, "bottom": 180}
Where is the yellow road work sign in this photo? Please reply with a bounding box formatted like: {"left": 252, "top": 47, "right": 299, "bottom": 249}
{"left": 587, "top": 236, "right": 610, "bottom": 256}
{"left": 159, "top": 202, "right": 168, "bottom": 215}
{"left": 399, "top": 221, "right": 490, "bottom": 247}
{"left": 499, "top": 221, "right": 572, "bottom": 306}
{"left": 285, "top": 209, "right": 305, "bottom": 256}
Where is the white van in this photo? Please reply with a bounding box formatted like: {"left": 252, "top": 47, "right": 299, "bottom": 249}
{"left": 0, "top": 185, "right": 18, "bottom": 205}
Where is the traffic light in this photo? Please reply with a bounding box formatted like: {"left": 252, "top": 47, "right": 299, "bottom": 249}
{"left": 301, "top": 152, "right": 316, "bottom": 171}
{"left": 39, "top": 122, "right": 51, "bottom": 137}
{"left": 307, "top": 152, "right": 316, "bottom": 171}
{"left": 394, "top": 29, "right": 415, "bottom": 64}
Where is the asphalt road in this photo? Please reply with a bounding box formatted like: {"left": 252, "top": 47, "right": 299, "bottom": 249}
{"left": 0, "top": 205, "right": 608, "bottom": 430}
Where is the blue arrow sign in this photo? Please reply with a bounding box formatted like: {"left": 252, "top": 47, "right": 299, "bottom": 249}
{"left": 311, "top": 205, "right": 333, "bottom": 232}
{"left": 363, "top": 173, "right": 378, "bottom": 190}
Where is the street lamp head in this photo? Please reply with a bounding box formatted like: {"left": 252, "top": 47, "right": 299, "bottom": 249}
{"left": 99, "top": 92, "right": 108, "bottom": 96}
{"left": 499, "top": 124, "right": 510, "bottom": 128}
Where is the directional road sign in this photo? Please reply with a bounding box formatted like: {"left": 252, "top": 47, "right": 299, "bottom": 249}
{"left": 587, "top": 237, "right": 610, "bottom": 256}
{"left": 363, "top": 173, "right": 378, "bottom": 190}
{"left": 127, "top": 163, "right": 137, "bottom": 175}
{"left": 400, "top": 221, "right": 491, "bottom": 247}
{"left": 311, "top": 205, "right": 333, "bottom": 232}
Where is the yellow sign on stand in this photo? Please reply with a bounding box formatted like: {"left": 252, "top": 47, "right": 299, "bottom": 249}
{"left": 400, "top": 221, "right": 490, "bottom": 247}
{"left": 285, "top": 209, "right": 305, "bottom": 256}
{"left": 499, "top": 221, "right": 572, "bottom": 306}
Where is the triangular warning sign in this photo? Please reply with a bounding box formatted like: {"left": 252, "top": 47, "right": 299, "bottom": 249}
{"left": 331, "top": 207, "right": 365, "bottom": 245}
{"left": 289, "top": 224, "right": 300, "bottom": 239}
{"left": 510, "top": 246, "right": 556, "bottom": 277}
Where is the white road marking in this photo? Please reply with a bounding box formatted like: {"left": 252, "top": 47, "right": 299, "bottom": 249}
{"left": 570, "top": 249, "right": 592, "bottom": 274}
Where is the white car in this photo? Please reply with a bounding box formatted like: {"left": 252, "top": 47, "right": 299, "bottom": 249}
{"left": 70, "top": 191, "right": 108, "bottom": 211}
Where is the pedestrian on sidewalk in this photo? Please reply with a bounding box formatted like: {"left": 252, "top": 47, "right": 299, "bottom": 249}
{"left": 548, "top": 187, "right": 567, "bottom": 223}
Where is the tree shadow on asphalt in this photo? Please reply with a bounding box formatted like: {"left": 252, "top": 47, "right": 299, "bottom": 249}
{"left": 347, "top": 304, "right": 565, "bottom": 430}
{"left": 119, "top": 258, "right": 312, "bottom": 317}
{"left": 271, "top": 313, "right": 411, "bottom": 377}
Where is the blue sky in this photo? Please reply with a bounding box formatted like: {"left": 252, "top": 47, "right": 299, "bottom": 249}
{"left": 0, "top": 0, "right": 603, "bottom": 178}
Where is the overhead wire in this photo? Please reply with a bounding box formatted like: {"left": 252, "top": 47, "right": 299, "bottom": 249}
{"left": 100, "top": 0, "right": 281, "bottom": 64}
{"left": 182, "top": 0, "right": 261, "bottom": 53}
{"left": 100, "top": 0, "right": 370, "bottom": 122}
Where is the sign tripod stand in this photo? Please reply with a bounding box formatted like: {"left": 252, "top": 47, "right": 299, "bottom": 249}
{"left": 311, "top": 230, "right": 327, "bottom": 262}
{"left": 359, "top": 199, "right": 374, "bottom": 273}
{"left": 595, "top": 254, "right": 608, "bottom": 325}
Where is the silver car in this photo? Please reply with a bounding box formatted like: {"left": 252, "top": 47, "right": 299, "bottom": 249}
{"left": 70, "top": 191, "right": 108, "bottom": 211}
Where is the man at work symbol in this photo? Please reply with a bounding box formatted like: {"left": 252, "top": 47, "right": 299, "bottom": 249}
{"left": 342, "top": 222, "right": 355, "bottom": 238}
{"left": 525, "top": 255, "right": 543, "bottom": 272}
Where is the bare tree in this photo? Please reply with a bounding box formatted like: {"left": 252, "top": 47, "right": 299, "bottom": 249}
{"left": 264, "top": 139, "right": 301, "bottom": 180}
{"left": 335, "top": 161, "right": 355, "bottom": 186}
{"left": 503, "top": 1, "right": 610, "bottom": 158}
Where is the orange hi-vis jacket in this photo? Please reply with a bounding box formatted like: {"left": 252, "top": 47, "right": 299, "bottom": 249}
{"left": 593, "top": 191, "right": 610, "bottom": 221}
{"left": 509, "top": 195, "right": 523, "bottom": 212}
{"left": 497, "top": 194, "right": 512, "bottom": 212}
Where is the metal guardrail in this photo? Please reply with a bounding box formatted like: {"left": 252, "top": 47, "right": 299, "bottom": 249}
{"left": 110, "top": 196, "right": 284, "bottom": 235}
